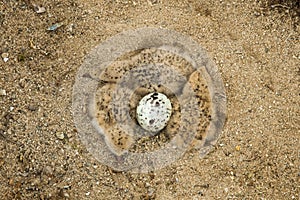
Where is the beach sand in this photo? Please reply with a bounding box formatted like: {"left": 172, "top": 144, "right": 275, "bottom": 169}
{"left": 0, "top": 0, "right": 299, "bottom": 199}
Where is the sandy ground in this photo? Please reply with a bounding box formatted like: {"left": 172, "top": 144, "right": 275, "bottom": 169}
{"left": 0, "top": 0, "right": 299, "bottom": 199}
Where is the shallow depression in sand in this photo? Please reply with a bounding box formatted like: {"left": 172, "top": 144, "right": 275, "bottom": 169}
{"left": 72, "top": 28, "right": 226, "bottom": 172}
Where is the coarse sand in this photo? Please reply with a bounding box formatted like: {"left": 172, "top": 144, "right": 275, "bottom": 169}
{"left": 0, "top": 0, "right": 299, "bottom": 199}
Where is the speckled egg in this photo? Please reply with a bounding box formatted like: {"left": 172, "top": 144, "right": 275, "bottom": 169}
{"left": 136, "top": 92, "right": 172, "bottom": 132}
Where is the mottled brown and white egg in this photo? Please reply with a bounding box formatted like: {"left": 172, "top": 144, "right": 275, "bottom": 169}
{"left": 136, "top": 92, "right": 172, "bottom": 132}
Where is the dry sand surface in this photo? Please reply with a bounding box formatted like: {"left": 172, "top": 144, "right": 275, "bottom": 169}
{"left": 0, "top": 0, "right": 299, "bottom": 199}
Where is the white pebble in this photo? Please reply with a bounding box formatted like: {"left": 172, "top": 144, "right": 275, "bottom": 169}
{"left": 56, "top": 132, "right": 65, "bottom": 140}
{"left": 1, "top": 53, "right": 9, "bottom": 62}
{"left": 0, "top": 89, "right": 6, "bottom": 96}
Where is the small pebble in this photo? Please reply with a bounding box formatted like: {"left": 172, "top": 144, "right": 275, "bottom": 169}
{"left": 43, "top": 166, "right": 53, "bottom": 175}
{"left": 33, "top": 4, "right": 46, "bottom": 14}
{"left": 68, "top": 23, "right": 74, "bottom": 32}
{"left": 66, "top": 132, "right": 73, "bottom": 138}
{"left": 1, "top": 52, "right": 9, "bottom": 62}
{"left": 0, "top": 89, "right": 6, "bottom": 96}
{"left": 28, "top": 104, "right": 38, "bottom": 111}
{"left": 63, "top": 192, "right": 70, "bottom": 198}
{"left": 56, "top": 132, "right": 65, "bottom": 140}
{"left": 147, "top": 187, "right": 155, "bottom": 196}
{"left": 47, "top": 22, "right": 63, "bottom": 31}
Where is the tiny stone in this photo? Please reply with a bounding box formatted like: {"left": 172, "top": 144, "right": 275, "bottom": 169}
{"left": 66, "top": 132, "right": 73, "bottom": 138}
{"left": 1, "top": 52, "right": 8, "bottom": 58}
{"left": 63, "top": 192, "right": 70, "bottom": 198}
{"left": 147, "top": 187, "right": 155, "bottom": 196}
{"left": 56, "top": 132, "right": 65, "bottom": 140}
{"left": 43, "top": 166, "right": 53, "bottom": 175}
{"left": 28, "top": 104, "right": 38, "bottom": 111}
{"left": 1, "top": 53, "right": 9, "bottom": 62}
{"left": 33, "top": 4, "right": 46, "bottom": 14}
{"left": 0, "top": 89, "right": 6, "bottom": 96}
